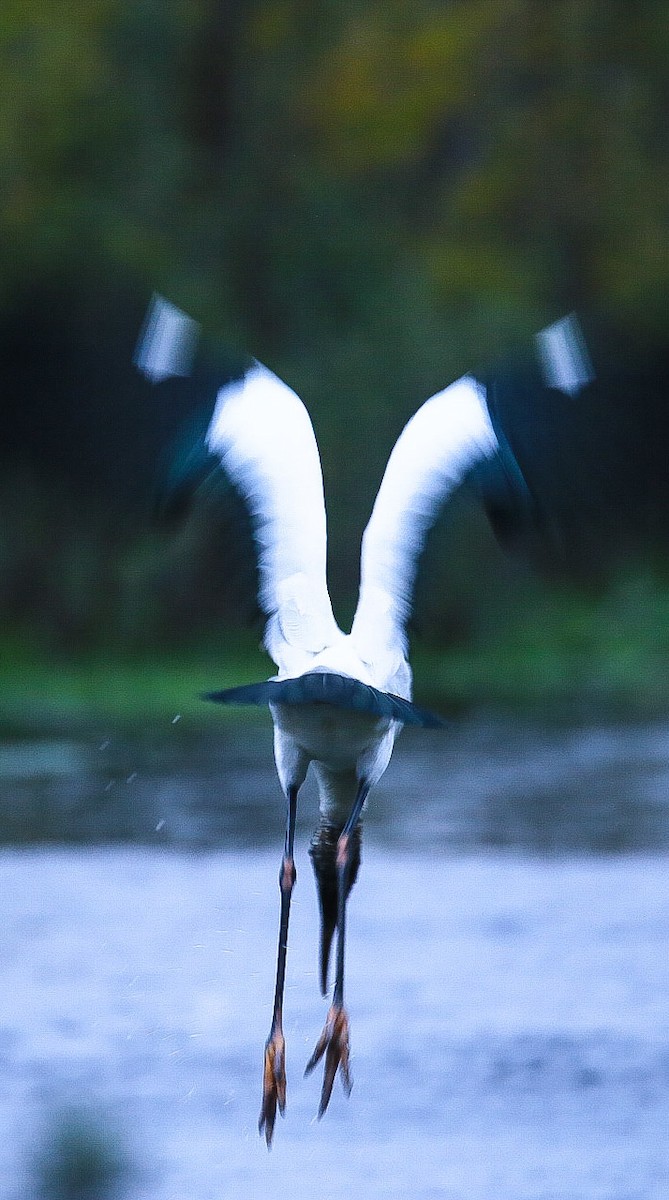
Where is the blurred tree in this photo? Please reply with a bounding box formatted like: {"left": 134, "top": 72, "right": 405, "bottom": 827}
{"left": 1, "top": 0, "right": 667, "bottom": 648}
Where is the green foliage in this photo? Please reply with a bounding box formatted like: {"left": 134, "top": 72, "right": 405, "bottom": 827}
{"left": 2, "top": 0, "right": 668, "bottom": 675}
{"left": 5, "top": 570, "right": 669, "bottom": 727}
{"left": 3, "top": 1, "right": 667, "bottom": 325}
{"left": 0, "top": 0, "right": 205, "bottom": 302}
{"left": 31, "top": 1108, "right": 134, "bottom": 1199}
{"left": 414, "top": 568, "right": 669, "bottom": 716}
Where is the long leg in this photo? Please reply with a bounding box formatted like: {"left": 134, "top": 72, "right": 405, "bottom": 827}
{"left": 305, "top": 778, "right": 369, "bottom": 1117}
{"left": 259, "top": 784, "right": 298, "bottom": 1146}
{"left": 309, "top": 821, "right": 362, "bottom": 997}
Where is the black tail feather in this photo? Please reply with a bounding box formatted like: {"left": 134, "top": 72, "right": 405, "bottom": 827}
{"left": 203, "top": 672, "right": 445, "bottom": 728}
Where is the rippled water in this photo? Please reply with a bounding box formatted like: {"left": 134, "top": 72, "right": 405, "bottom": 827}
{"left": 1, "top": 717, "right": 669, "bottom": 1198}
{"left": 2, "top": 714, "right": 669, "bottom": 853}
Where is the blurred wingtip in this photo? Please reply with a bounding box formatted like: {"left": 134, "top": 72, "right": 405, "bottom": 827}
{"left": 134, "top": 293, "right": 200, "bottom": 384}
{"left": 536, "top": 313, "right": 595, "bottom": 397}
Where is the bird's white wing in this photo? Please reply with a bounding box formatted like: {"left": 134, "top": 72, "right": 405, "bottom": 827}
{"left": 351, "top": 376, "right": 499, "bottom": 674}
{"left": 206, "top": 362, "right": 341, "bottom": 673}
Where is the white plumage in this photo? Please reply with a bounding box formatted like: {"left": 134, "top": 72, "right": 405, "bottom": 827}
{"left": 205, "top": 359, "right": 502, "bottom": 1143}
{"left": 352, "top": 375, "right": 499, "bottom": 679}
{"left": 208, "top": 367, "right": 498, "bottom": 694}
{"left": 207, "top": 361, "right": 340, "bottom": 674}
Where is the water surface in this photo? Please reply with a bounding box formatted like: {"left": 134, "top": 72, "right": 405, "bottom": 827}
{"left": 1, "top": 716, "right": 668, "bottom": 1198}
{"left": 2, "top": 714, "right": 669, "bottom": 853}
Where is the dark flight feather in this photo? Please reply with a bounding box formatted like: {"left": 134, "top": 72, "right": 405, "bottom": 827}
{"left": 203, "top": 672, "right": 445, "bottom": 727}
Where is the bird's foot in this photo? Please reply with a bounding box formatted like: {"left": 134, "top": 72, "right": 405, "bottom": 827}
{"left": 259, "top": 1027, "right": 286, "bottom": 1147}
{"left": 304, "top": 1003, "right": 352, "bottom": 1117}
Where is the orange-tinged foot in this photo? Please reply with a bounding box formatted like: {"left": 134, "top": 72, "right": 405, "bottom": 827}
{"left": 259, "top": 1027, "right": 286, "bottom": 1147}
{"left": 304, "top": 1004, "right": 352, "bottom": 1117}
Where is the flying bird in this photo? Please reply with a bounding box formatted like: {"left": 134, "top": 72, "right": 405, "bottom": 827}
{"left": 202, "top": 363, "right": 500, "bottom": 1144}
{"left": 130, "top": 296, "right": 669, "bottom": 1146}
{"left": 133, "top": 297, "right": 522, "bottom": 1144}
{"left": 9, "top": 289, "right": 666, "bottom": 1145}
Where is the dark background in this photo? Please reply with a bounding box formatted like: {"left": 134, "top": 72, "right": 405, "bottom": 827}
{"left": 2, "top": 1, "right": 669, "bottom": 708}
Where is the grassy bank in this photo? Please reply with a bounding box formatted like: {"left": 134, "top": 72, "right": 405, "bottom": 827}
{"left": 2, "top": 573, "right": 669, "bottom": 731}
{"left": 0, "top": 633, "right": 271, "bottom": 732}
{"left": 417, "top": 574, "right": 669, "bottom": 718}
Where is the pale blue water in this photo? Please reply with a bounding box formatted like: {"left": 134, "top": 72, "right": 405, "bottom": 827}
{"left": 1, "top": 717, "right": 669, "bottom": 1198}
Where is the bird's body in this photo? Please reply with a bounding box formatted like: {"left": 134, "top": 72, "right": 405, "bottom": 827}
{"left": 272, "top": 691, "right": 394, "bottom": 807}
{"left": 203, "top": 357, "right": 452, "bottom": 751}
{"left": 195, "top": 344, "right": 504, "bottom": 1140}
{"left": 130, "top": 297, "right": 669, "bottom": 1145}
{"left": 129, "top": 297, "right": 543, "bottom": 1141}
{"left": 204, "top": 362, "right": 499, "bottom": 820}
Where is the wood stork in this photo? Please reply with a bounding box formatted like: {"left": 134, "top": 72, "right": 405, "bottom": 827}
{"left": 201, "top": 362, "right": 495, "bottom": 1143}
{"left": 131, "top": 295, "right": 669, "bottom": 1145}
{"left": 7, "top": 288, "right": 668, "bottom": 1144}
{"left": 134, "top": 296, "right": 516, "bottom": 1143}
